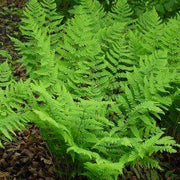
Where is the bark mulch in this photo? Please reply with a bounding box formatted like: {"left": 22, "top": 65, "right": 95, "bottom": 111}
{"left": 0, "top": 124, "right": 60, "bottom": 180}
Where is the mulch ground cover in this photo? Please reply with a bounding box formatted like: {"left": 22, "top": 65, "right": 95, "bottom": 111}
{"left": 0, "top": 2, "right": 180, "bottom": 180}
{"left": 0, "top": 124, "right": 60, "bottom": 180}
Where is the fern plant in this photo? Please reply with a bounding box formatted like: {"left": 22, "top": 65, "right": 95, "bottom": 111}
{"left": 31, "top": 82, "right": 178, "bottom": 179}
{"left": 59, "top": 10, "right": 109, "bottom": 99}
{"left": 5, "top": 0, "right": 180, "bottom": 179}
{"left": 11, "top": 0, "right": 62, "bottom": 88}
{"left": 0, "top": 61, "right": 34, "bottom": 147}
{"left": 0, "top": 61, "right": 12, "bottom": 88}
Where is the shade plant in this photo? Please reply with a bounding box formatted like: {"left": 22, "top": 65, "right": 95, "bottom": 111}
{"left": 0, "top": 0, "right": 180, "bottom": 179}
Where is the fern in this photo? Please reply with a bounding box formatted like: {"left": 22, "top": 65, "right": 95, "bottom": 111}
{"left": 0, "top": 52, "right": 32, "bottom": 147}
{"left": 5, "top": 0, "right": 180, "bottom": 179}
{"left": 30, "top": 82, "right": 178, "bottom": 179}
{"left": 160, "top": 13, "right": 180, "bottom": 72}
{"left": 0, "top": 50, "right": 12, "bottom": 60}
{"left": 98, "top": 22, "right": 135, "bottom": 97}
{"left": 11, "top": 24, "right": 58, "bottom": 88}
{"left": 0, "top": 62, "right": 26, "bottom": 147}
{"left": 40, "top": 0, "right": 63, "bottom": 47}
{"left": 0, "top": 61, "right": 12, "bottom": 87}
{"left": 107, "top": 0, "right": 133, "bottom": 26}
{"left": 116, "top": 51, "right": 174, "bottom": 130}
{"left": 129, "top": 9, "right": 163, "bottom": 59}
{"left": 0, "top": 79, "right": 34, "bottom": 147}
{"left": 11, "top": 0, "right": 62, "bottom": 87}
{"left": 69, "top": 0, "right": 106, "bottom": 32}
{"left": 59, "top": 3, "right": 110, "bottom": 99}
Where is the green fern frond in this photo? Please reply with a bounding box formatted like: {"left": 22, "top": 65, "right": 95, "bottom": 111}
{"left": 0, "top": 79, "right": 34, "bottom": 148}
{"left": 70, "top": 0, "right": 106, "bottom": 32}
{"left": 59, "top": 9, "right": 110, "bottom": 99}
{"left": 107, "top": 0, "right": 133, "bottom": 26}
{"left": 115, "top": 51, "right": 175, "bottom": 140}
{"left": 0, "top": 112, "right": 30, "bottom": 148}
{"left": 160, "top": 13, "right": 180, "bottom": 71}
{"left": 0, "top": 61, "right": 12, "bottom": 87}
{"left": 11, "top": 24, "right": 57, "bottom": 88}
{"left": 40, "top": 0, "right": 63, "bottom": 47}
{"left": 0, "top": 50, "right": 12, "bottom": 60}
{"left": 129, "top": 9, "right": 163, "bottom": 58}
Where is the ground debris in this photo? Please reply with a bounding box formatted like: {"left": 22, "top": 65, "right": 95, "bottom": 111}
{"left": 0, "top": 124, "right": 60, "bottom": 180}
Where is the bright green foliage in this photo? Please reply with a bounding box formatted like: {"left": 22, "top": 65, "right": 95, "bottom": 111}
{"left": 32, "top": 82, "right": 178, "bottom": 179}
{"left": 58, "top": 1, "right": 110, "bottom": 99}
{"left": 1, "top": 0, "right": 179, "bottom": 179}
{"left": 59, "top": 0, "right": 134, "bottom": 99}
{"left": 96, "top": 1, "right": 134, "bottom": 96}
{"left": 107, "top": 0, "right": 133, "bottom": 25}
{"left": 69, "top": 0, "right": 106, "bottom": 30}
{"left": 11, "top": 27, "right": 57, "bottom": 88}
{"left": 0, "top": 61, "right": 12, "bottom": 87}
{"left": 116, "top": 51, "right": 175, "bottom": 136}
{"left": 0, "top": 60, "right": 35, "bottom": 148}
{"left": 0, "top": 76, "right": 33, "bottom": 147}
{"left": 0, "top": 62, "right": 17, "bottom": 146}
{"left": 160, "top": 14, "right": 180, "bottom": 71}
{"left": 0, "top": 50, "right": 12, "bottom": 60}
{"left": 11, "top": 0, "right": 62, "bottom": 87}
{"left": 129, "top": 9, "right": 163, "bottom": 58}
{"left": 98, "top": 22, "right": 134, "bottom": 96}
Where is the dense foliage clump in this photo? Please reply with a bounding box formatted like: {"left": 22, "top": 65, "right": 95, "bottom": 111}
{"left": 0, "top": 0, "right": 180, "bottom": 179}
{"left": 55, "top": 0, "right": 180, "bottom": 19}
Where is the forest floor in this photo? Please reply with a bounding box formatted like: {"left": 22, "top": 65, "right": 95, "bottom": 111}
{"left": 0, "top": 2, "right": 180, "bottom": 180}
{"left": 0, "top": 124, "right": 60, "bottom": 179}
